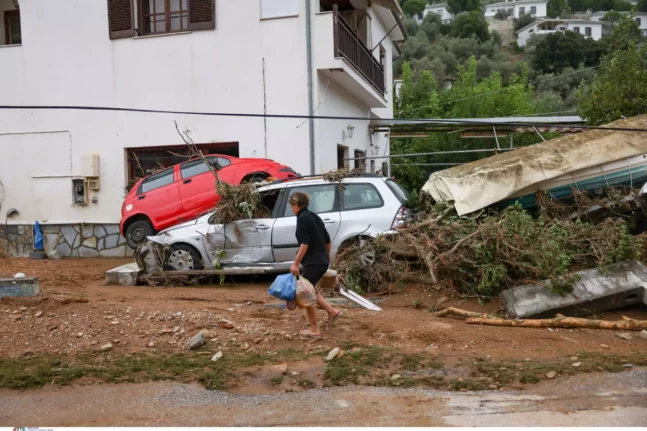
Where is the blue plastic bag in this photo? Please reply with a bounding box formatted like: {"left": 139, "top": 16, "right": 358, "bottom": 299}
{"left": 33, "top": 221, "right": 44, "bottom": 251}
{"left": 268, "top": 274, "right": 296, "bottom": 301}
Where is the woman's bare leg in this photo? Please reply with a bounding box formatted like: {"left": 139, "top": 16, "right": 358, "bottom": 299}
{"left": 301, "top": 306, "right": 321, "bottom": 336}
{"left": 316, "top": 294, "right": 340, "bottom": 320}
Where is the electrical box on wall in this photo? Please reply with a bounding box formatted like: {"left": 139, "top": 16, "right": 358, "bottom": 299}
{"left": 72, "top": 178, "right": 87, "bottom": 206}
{"left": 88, "top": 179, "right": 100, "bottom": 191}
{"left": 81, "top": 154, "right": 100, "bottom": 177}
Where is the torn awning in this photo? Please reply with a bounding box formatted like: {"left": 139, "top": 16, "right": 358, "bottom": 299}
{"left": 422, "top": 115, "right": 647, "bottom": 216}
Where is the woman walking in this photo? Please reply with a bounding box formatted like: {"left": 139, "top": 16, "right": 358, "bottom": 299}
{"left": 289, "top": 191, "right": 342, "bottom": 338}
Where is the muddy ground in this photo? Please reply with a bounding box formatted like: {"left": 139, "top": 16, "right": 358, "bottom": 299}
{"left": 1, "top": 256, "right": 646, "bottom": 396}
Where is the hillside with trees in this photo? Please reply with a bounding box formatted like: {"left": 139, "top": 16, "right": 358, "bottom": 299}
{"left": 393, "top": 0, "right": 647, "bottom": 192}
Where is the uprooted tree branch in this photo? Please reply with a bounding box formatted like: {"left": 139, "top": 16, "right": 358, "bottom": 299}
{"left": 334, "top": 187, "right": 645, "bottom": 298}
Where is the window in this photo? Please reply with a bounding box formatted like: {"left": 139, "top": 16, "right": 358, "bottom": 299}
{"left": 530, "top": 6, "right": 536, "bottom": 14}
{"left": 140, "top": 168, "right": 174, "bottom": 193}
{"left": 107, "top": 0, "right": 215, "bottom": 39}
{"left": 180, "top": 157, "right": 230, "bottom": 179}
{"left": 636, "top": 18, "right": 641, "bottom": 26}
{"left": 573, "top": 26, "right": 580, "bottom": 33}
{"left": 126, "top": 143, "right": 238, "bottom": 190}
{"left": 341, "top": 183, "right": 384, "bottom": 211}
{"left": 283, "top": 185, "right": 337, "bottom": 217}
{"left": 417, "top": 12, "right": 423, "bottom": 20}
{"left": 3, "top": 10, "right": 21, "bottom": 45}
{"left": 585, "top": 26, "right": 592, "bottom": 37}
{"left": 260, "top": 0, "right": 298, "bottom": 20}
{"left": 354, "top": 150, "right": 366, "bottom": 170}
{"left": 519, "top": 7, "right": 525, "bottom": 15}
{"left": 385, "top": 179, "right": 411, "bottom": 207}
{"left": 141, "top": 0, "right": 188, "bottom": 34}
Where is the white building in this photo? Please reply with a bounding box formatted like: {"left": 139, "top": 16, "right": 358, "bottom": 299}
{"left": 415, "top": 3, "right": 453, "bottom": 24}
{"left": 484, "top": 0, "right": 548, "bottom": 19}
{"left": 590, "top": 11, "right": 647, "bottom": 36}
{"left": 517, "top": 18, "right": 603, "bottom": 46}
{"left": 0, "top": 0, "right": 405, "bottom": 257}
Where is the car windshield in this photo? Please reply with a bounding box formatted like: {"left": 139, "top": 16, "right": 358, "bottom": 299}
{"left": 385, "top": 179, "right": 412, "bottom": 207}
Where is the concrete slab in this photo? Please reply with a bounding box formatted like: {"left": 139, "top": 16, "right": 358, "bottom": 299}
{"left": 501, "top": 260, "right": 647, "bottom": 319}
{"left": 105, "top": 262, "right": 143, "bottom": 286}
{"left": 0, "top": 277, "right": 40, "bottom": 298}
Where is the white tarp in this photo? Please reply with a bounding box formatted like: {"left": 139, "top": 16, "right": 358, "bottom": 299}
{"left": 422, "top": 115, "right": 647, "bottom": 216}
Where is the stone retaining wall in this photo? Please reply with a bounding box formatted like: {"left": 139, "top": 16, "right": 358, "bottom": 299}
{"left": 1, "top": 224, "right": 133, "bottom": 258}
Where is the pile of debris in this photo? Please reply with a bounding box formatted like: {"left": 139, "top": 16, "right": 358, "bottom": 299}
{"left": 334, "top": 191, "right": 643, "bottom": 299}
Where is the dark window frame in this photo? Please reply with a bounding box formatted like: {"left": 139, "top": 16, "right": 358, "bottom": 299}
{"left": 4, "top": 9, "right": 21, "bottom": 45}
{"left": 340, "top": 182, "right": 385, "bottom": 212}
{"left": 139, "top": 0, "right": 189, "bottom": 35}
{"left": 573, "top": 26, "right": 580, "bottom": 33}
{"left": 585, "top": 26, "right": 592, "bottom": 36}
{"left": 138, "top": 167, "right": 175, "bottom": 194}
{"left": 530, "top": 6, "right": 536, "bottom": 14}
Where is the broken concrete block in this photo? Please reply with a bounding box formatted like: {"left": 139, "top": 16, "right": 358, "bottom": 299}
{"left": 0, "top": 277, "right": 40, "bottom": 298}
{"left": 105, "top": 262, "right": 143, "bottom": 286}
{"left": 501, "top": 261, "right": 647, "bottom": 319}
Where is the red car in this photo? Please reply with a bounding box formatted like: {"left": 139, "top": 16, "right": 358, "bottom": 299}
{"left": 120, "top": 155, "right": 299, "bottom": 248}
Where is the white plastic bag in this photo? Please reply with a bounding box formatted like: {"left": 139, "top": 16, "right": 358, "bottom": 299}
{"left": 295, "top": 276, "right": 317, "bottom": 308}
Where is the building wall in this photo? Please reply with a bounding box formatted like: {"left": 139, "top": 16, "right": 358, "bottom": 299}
{"left": 416, "top": 5, "right": 453, "bottom": 24}
{"left": 0, "top": 0, "right": 395, "bottom": 230}
{"left": 517, "top": 25, "right": 537, "bottom": 46}
{"left": 566, "top": 22, "right": 602, "bottom": 40}
{"left": 485, "top": 1, "right": 547, "bottom": 18}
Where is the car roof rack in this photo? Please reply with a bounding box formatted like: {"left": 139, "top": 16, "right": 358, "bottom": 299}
{"left": 266, "top": 172, "right": 383, "bottom": 186}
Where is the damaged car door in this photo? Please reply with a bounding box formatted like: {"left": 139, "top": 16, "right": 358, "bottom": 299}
{"left": 201, "top": 190, "right": 281, "bottom": 266}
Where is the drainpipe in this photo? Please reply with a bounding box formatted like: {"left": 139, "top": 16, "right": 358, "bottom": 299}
{"left": 305, "top": 0, "right": 315, "bottom": 175}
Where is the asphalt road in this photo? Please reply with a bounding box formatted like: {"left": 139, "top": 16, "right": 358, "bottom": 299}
{"left": 2, "top": 370, "right": 647, "bottom": 426}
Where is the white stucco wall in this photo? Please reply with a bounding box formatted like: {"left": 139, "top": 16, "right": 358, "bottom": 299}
{"left": 0, "top": 0, "right": 397, "bottom": 225}
{"left": 485, "top": 0, "right": 547, "bottom": 18}
{"left": 566, "top": 21, "right": 602, "bottom": 40}
{"left": 517, "top": 25, "right": 537, "bottom": 46}
{"left": 416, "top": 4, "right": 453, "bottom": 24}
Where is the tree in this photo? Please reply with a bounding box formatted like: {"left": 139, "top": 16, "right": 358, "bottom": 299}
{"left": 402, "top": 0, "right": 428, "bottom": 17}
{"left": 638, "top": 0, "right": 647, "bottom": 12}
{"left": 547, "top": 0, "right": 571, "bottom": 17}
{"left": 494, "top": 9, "right": 512, "bottom": 20}
{"left": 447, "top": 0, "right": 480, "bottom": 15}
{"left": 513, "top": 13, "right": 536, "bottom": 31}
{"left": 577, "top": 16, "right": 647, "bottom": 124}
{"left": 603, "top": 13, "right": 643, "bottom": 52}
{"left": 530, "top": 32, "right": 602, "bottom": 73}
{"left": 450, "top": 11, "right": 491, "bottom": 42}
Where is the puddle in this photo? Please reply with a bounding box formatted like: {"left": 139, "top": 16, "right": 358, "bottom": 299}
{"left": 230, "top": 357, "right": 327, "bottom": 395}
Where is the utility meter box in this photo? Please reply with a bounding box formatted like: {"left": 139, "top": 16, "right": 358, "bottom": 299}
{"left": 72, "top": 178, "right": 87, "bottom": 206}
{"left": 81, "top": 154, "right": 100, "bottom": 178}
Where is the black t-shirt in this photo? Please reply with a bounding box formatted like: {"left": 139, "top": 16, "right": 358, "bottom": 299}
{"left": 295, "top": 207, "right": 331, "bottom": 266}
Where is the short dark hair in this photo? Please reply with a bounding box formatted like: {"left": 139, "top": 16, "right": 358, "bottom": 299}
{"left": 289, "top": 191, "right": 310, "bottom": 208}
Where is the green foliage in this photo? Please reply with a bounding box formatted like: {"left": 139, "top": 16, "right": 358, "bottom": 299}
{"left": 577, "top": 17, "right": 647, "bottom": 124}
{"left": 450, "top": 11, "right": 491, "bottom": 42}
{"left": 548, "top": 0, "right": 571, "bottom": 17}
{"left": 567, "top": 0, "right": 634, "bottom": 12}
{"left": 494, "top": 9, "right": 512, "bottom": 20}
{"left": 447, "top": 0, "right": 481, "bottom": 14}
{"left": 638, "top": 0, "right": 647, "bottom": 12}
{"left": 513, "top": 13, "right": 536, "bottom": 31}
{"left": 402, "top": 0, "right": 428, "bottom": 16}
{"left": 530, "top": 32, "right": 603, "bottom": 74}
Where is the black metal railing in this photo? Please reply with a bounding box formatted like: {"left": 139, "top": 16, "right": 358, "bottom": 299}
{"left": 332, "top": 5, "right": 385, "bottom": 96}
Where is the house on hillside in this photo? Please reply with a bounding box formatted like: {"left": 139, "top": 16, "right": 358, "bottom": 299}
{"left": 484, "top": 0, "right": 548, "bottom": 19}
{"left": 590, "top": 11, "right": 647, "bottom": 36}
{"left": 415, "top": 3, "right": 454, "bottom": 24}
{"left": 517, "top": 18, "right": 603, "bottom": 46}
{"left": 0, "top": 0, "right": 405, "bottom": 257}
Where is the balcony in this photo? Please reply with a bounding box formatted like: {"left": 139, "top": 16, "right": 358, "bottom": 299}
{"left": 313, "top": 6, "right": 387, "bottom": 108}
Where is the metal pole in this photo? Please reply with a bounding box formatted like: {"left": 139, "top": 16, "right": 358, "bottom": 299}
{"left": 493, "top": 126, "right": 500, "bottom": 150}
{"left": 344, "top": 147, "right": 515, "bottom": 162}
{"left": 533, "top": 126, "right": 546, "bottom": 142}
{"left": 305, "top": 0, "right": 315, "bottom": 175}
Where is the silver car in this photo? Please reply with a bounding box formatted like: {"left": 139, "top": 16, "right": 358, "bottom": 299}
{"left": 147, "top": 176, "right": 411, "bottom": 272}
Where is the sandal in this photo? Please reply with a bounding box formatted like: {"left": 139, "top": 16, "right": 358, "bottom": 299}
{"left": 299, "top": 330, "right": 322, "bottom": 339}
{"left": 329, "top": 311, "right": 343, "bottom": 325}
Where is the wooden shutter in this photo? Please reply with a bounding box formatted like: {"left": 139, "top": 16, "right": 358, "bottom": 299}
{"left": 107, "top": 0, "right": 135, "bottom": 39}
{"left": 188, "top": 0, "right": 215, "bottom": 30}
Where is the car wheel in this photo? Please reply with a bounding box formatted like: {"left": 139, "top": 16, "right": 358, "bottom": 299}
{"left": 126, "top": 220, "right": 155, "bottom": 250}
{"left": 166, "top": 244, "right": 204, "bottom": 271}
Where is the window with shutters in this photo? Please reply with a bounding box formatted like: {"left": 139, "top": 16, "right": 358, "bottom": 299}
{"left": 107, "top": 0, "right": 215, "bottom": 39}
{"left": 585, "top": 26, "right": 591, "bottom": 37}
